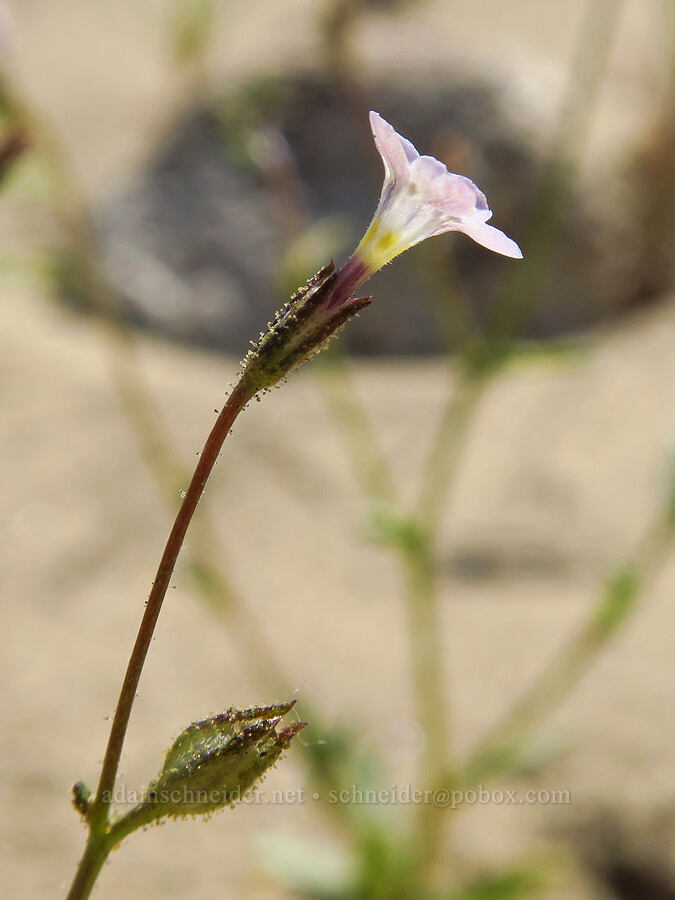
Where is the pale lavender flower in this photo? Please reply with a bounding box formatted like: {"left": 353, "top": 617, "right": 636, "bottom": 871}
{"left": 243, "top": 111, "right": 522, "bottom": 392}
{"left": 334, "top": 111, "right": 522, "bottom": 300}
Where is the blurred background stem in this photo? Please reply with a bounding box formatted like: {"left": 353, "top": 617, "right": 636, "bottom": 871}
{"left": 415, "top": 371, "right": 487, "bottom": 534}
{"left": 168, "top": 0, "right": 220, "bottom": 98}
{"left": 307, "top": 6, "right": 629, "bottom": 891}
{"left": 487, "top": 0, "right": 625, "bottom": 342}
{"left": 315, "top": 349, "right": 398, "bottom": 504}
{"left": 461, "top": 506, "right": 675, "bottom": 788}
{"left": 405, "top": 369, "right": 487, "bottom": 882}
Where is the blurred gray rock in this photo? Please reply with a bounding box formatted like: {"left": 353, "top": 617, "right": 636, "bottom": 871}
{"left": 92, "top": 73, "right": 670, "bottom": 355}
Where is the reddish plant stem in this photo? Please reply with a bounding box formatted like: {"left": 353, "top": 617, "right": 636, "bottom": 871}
{"left": 86, "top": 376, "right": 254, "bottom": 836}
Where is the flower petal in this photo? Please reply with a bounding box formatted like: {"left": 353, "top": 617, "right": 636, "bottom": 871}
{"left": 369, "top": 110, "right": 417, "bottom": 183}
{"left": 346, "top": 112, "right": 523, "bottom": 284}
{"left": 399, "top": 134, "right": 419, "bottom": 164}
{"left": 455, "top": 217, "right": 523, "bottom": 259}
{"left": 409, "top": 156, "right": 486, "bottom": 219}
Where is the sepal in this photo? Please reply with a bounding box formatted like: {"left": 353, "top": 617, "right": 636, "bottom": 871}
{"left": 123, "top": 702, "right": 305, "bottom": 826}
{"left": 241, "top": 263, "right": 370, "bottom": 392}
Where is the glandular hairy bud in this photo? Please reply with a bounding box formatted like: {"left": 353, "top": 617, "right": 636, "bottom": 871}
{"left": 72, "top": 780, "right": 92, "bottom": 816}
{"left": 241, "top": 262, "right": 370, "bottom": 393}
{"left": 138, "top": 701, "right": 305, "bottom": 822}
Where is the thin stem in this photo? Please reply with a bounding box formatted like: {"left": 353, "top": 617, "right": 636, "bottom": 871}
{"left": 315, "top": 348, "right": 398, "bottom": 504}
{"left": 3, "top": 69, "right": 357, "bottom": 834}
{"left": 89, "top": 377, "right": 253, "bottom": 832}
{"left": 66, "top": 834, "right": 111, "bottom": 900}
{"left": 315, "top": 351, "right": 489, "bottom": 882}
{"left": 415, "top": 371, "right": 487, "bottom": 533}
{"left": 401, "top": 373, "right": 486, "bottom": 885}
{"left": 109, "top": 335, "right": 357, "bottom": 816}
{"left": 404, "top": 544, "right": 447, "bottom": 775}
{"left": 396, "top": 12, "right": 626, "bottom": 844}
{"left": 319, "top": 0, "right": 380, "bottom": 171}
{"left": 460, "top": 513, "right": 674, "bottom": 788}
{"left": 488, "top": 0, "right": 624, "bottom": 340}
{"left": 66, "top": 376, "right": 254, "bottom": 900}
{"left": 401, "top": 540, "right": 449, "bottom": 878}
{"left": 67, "top": 380, "right": 252, "bottom": 895}
{"left": 414, "top": 241, "right": 477, "bottom": 356}
{"left": 8, "top": 89, "right": 259, "bottom": 836}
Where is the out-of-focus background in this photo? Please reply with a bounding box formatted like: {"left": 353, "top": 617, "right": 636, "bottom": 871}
{"left": 2, "top": 1, "right": 674, "bottom": 898}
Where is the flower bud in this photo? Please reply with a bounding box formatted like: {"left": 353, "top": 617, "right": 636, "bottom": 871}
{"left": 241, "top": 263, "right": 370, "bottom": 393}
{"left": 72, "top": 780, "right": 92, "bottom": 817}
{"left": 138, "top": 701, "right": 305, "bottom": 822}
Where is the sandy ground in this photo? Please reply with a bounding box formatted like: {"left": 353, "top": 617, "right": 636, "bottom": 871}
{"left": 1, "top": 1, "right": 674, "bottom": 897}
{"left": 3, "top": 284, "right": 675, "bottom": 898}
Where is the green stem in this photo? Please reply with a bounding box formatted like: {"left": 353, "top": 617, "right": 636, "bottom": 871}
{"left": 66, "top": 834, "right": 112, "bottom": 900}
{"left": 401, "top": 374, "right": 487, "bottom": 883}
{"left": 315, "top": 348, "right": 398, "bottom": 504}
{"left": 316, "top": 351, "right": 490, "bottom": 881}
{"left": 401, "top": 539, "right": 449, "bottom": 877}
{"left": 488, "top": 0, "right": 624, "bottom": 340}
{"left": 415, "top": 372, "right": 487, "bottom": 533}
{"left": 461, "top": 514, "right": 674, "bottom": 787}
{"left": 403, "top": 542, "right": 447, "bottom": 778}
